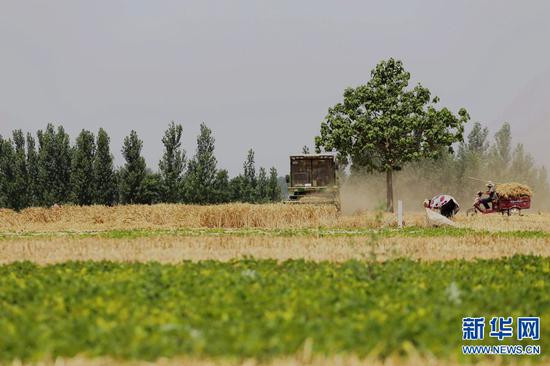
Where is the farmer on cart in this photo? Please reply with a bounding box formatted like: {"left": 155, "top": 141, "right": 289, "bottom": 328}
{"left": 423, "top": 194, "right": 460, "bottom": 218}
{"left": 479, "top": 181, "right": 496, "bottom": 211}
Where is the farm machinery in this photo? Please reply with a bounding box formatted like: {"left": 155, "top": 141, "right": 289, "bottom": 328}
{"left": 466, "top": 182, "right": 532, "bottom": 216}
{"left": 285, "top": 154, "right": 340, "bottom": 210}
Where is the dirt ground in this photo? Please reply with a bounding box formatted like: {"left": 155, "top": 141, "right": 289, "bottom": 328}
{"left": 1, "top": 234, "right": 548, "bottom": 264}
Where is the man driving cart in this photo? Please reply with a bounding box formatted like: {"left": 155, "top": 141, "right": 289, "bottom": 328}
{"left": 467, "top": 181, "right": 533, "bottom": 216}
{"left": 479, "top": 181, "right": 496, "bottom": 211}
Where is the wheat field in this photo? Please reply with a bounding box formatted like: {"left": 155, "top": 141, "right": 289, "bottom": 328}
{"left": 1, "top": 204, "right": 547, "bottom": 366}
{"left": 1, "top": 234, "right": 548, "bottom": 264}
{"left": 0, "top": 203, "right": 549, "bottom": 264}
{"left": 1, "top": 203, "right": 549, "bottom": 232}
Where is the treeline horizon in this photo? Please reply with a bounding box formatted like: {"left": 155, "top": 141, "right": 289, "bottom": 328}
{"left": 345, "top": 122, "right": 550, "bottom": 211}
{"left": 0, "top": 122, "right": 282, "bottom": 210}
{"left": 2, "top": 120, "right": 549, "bottom": 212}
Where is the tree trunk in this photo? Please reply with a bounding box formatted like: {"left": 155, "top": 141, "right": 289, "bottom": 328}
{"left": 386, "top": 169, "right": 394, "bottom": 213}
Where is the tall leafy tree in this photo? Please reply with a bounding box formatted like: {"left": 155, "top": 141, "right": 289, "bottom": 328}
{"left": 467, "top": 122, "right": 490, "bottom": 155}
{"left": 159, "top": 122, "right": 186, "bottom": 203}
{"left": 12, "top": 130, "right": 30, "bottom": 209}
{"left": 26, "top": 133, "right": 40, "bottom": 207}
{"left": 212, "top": 169, "right": 231, "bottom": 203}
{"left": 490, "top": 122, "right": 512, "bottom": 179}
{"left": 315, "top": 58, "right": 469, "bottom": 211}
{"left": 344, "top": 119, "right": 550, "bottom": 211}
{"left": 0, "top": 136, "right": 4, "bottom": 207}
{"left": 455, "top": 122, "right": 490, "bottom": 195}
{"left": 119, "top": 130, "right": 147, "bottom": 204}
{"left": 229, "top": 175, "right": 247, "bottom": 202}
{"left": 93, "top": 128, "right": 117, "bottom": 205}
{"left": 510, "top": 143, "right": 535, "bottom": 182}
{"left": 71, "top": 130, "right": 96, "bottom": 205}
{"left": 185, "top": 123, "right": 217, "bottom": 204}
{"left": 37, "top": 124, "right": 72, "bottom": 206}
{"left": 56, "top": 126, "right": 72, "bottom": 203}
{"left": 0, "top": 136, "right": 16, "bottom": 209}
{"left": 268, "top": 167, "right": 281, "bottom": 202}
{"left": 141, "top": 171, "right": 163, "bottom": 205}
{"left": 242, "top": 149, "right": 257, "bottom": 202}
{"left": 255, "top": 167, "right": 269, "bottom": 203}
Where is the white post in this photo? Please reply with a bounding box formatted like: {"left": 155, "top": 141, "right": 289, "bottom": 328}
{"left": 397, "top": 200, "right": 403, "bottom": 228}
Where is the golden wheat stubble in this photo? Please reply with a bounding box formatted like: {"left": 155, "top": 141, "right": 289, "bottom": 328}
{"left": 1, "top": 234, "right": 549, "bottom": 264}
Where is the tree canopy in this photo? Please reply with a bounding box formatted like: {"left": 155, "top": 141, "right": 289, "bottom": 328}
{"left": 71, "top": 130, "right": 96, "bottom": 205}
{"left": 119, "top": 130, "right": 147, "bottom": 204}
{"left": 93, "top": 128, "right": 117, "bottom": 206}
{"left": 185, "top": 123, "right": 218, "bottom": 204}
{"left": 159, "top": 122, "right": 186, "bottom": 203}
{"left": 315, "top": 58, "right": 469, "bottom": 211}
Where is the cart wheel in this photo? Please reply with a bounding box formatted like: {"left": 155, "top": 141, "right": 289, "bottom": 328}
{"left": 510, "top": 208, "right": 521, "bottom": 216}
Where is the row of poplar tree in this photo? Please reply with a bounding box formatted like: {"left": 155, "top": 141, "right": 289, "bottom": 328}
{"left": 0, "top": 122, "right": 281, "bottom": 210}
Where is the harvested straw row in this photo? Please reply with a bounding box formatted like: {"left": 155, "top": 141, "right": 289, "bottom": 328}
{"left": 0, "top": 203, "right": 547, "bottom": 233}
{"left": 2, "top": 234, "right": 549, "bottom": 264}
{"left": 0, "top": 204, "right": 342, "bottom": 231}
{"left": 496, "top": 183, "right": 533, "bottom": 199}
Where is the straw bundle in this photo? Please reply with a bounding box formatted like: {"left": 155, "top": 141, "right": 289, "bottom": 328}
{"left": 496, "top": 183, "right": 533, "bottom": 199}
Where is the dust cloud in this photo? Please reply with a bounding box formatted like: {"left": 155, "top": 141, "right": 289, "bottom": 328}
{"left": 340, "top": 170, "right": 550, "bottom": 214}
{"left": 339, "top": 173, "right": 434, "bottom": 215}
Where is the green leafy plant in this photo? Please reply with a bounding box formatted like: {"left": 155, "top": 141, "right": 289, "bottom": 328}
{"left": 0, "top": 257, "right": 547, "bottom": 362}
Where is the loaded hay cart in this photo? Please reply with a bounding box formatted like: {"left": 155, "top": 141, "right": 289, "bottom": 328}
{"left": 467, "top": 182, "right": 532, "bottom": 216}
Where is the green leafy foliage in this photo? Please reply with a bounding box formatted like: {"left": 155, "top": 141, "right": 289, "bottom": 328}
{"left": 229, "top": 149, "right": 279, "bottom": 203}
{"left": 119, "top": 130, "right": 147, "bottom": 204}
{"left": 71, "top": 130, "right": 96, "bottom": 205}
{"left": 37, "top": 124, "right": 72, "bottom": 206}
{"left": 0, "top": 257, "right": 547, "bottom": 362}
{"left": 141, "top": 172, "right": 163, "bottom": 205}
{"left": 255, "top": 167, "right": 269, "bottom": 203}
{"left": 351, "top": 121, "right": 550, "bottom": 211}
{"left": 184, "top": 123, "right": 218, "bottom": 204}
{"left": 212, "top": 169, "right": 231, "bottom": 203}
{"left": 0, "top": 135, "right": 17, "bottom": 209}
{"left": 268, "top": 167, "right": 281, "bottom": 202}
{"left": 26, "top": 133, "right": 40, "bottom": 207}
{"left": 315, "top": 58, "right": 469, "bottom": 211}
{"left": 1, "top": 123, "right": 285, "bottom": 208}
{"left": 242, "top": 148, "right": 257, "bottom": 201}
{"left": 93, "top": 128, "right": 117, "bottom": 206}
{"left": 159, "top": 122, "right": 186, "bottom": 203}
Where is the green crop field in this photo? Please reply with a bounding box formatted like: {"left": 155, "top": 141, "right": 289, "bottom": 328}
{"left": 1, "top": 205, "right": 549, "bottom": 364}
{"left": 1, "top": 256, "right": 548, "bottom": 363}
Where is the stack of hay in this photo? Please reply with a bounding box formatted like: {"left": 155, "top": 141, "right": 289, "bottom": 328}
{"left": 496, "top": 183, "right": 533, "bottom": 199}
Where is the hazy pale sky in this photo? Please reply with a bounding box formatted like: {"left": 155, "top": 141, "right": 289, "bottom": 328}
{"left": 1, "top": 1, "right": 549, "bottom": 175}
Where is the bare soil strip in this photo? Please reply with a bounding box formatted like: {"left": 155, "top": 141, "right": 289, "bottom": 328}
{"left": 1, "top": 235, "right": 548, "bottom": 264}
